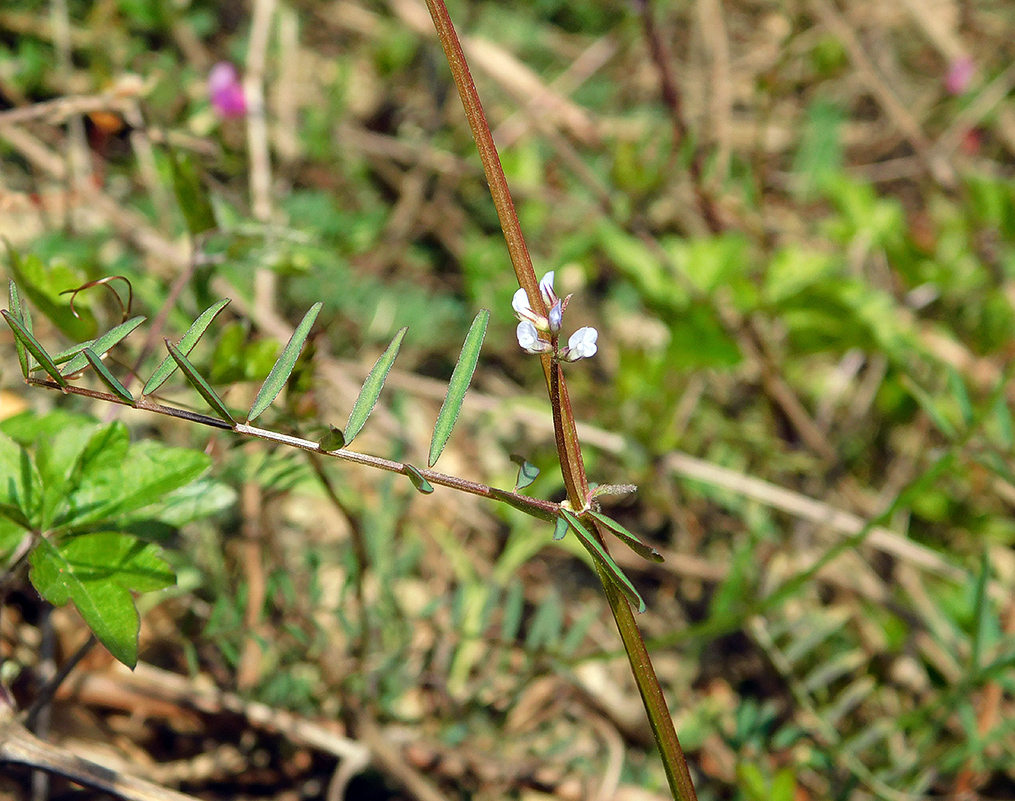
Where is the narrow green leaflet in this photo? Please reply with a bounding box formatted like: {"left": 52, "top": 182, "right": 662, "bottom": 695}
{"left": 587, "top": 510, "right": 664, "bottom": 563}
{"left": 343, "top": 327, "right": 407, "bottom": 445}
{"left": 8, "top": 280, "right": 31, "bottom": 378}
{"left": 247, "top": 302, "right": 322, "bottom": 422}
{"left": 510, "top": 454, "right": 539, "bottom": 491}
{"left": 2, "top": 310, "right": 67, "bottom": 388}
{"left": 560, "top": 509, "right": 646, "bottom": 613}
{"left": 405, "top": 464, "right": 434, "bottom": 494}
{"left": 29, "top": 533, "right": 175, "bottom": 668}
{"left": 553, "top": 515, "right": 569, "bottom": 541}
{"left": 169, "top": 149, "right": 217, "bottom": 237}
{"left": 165, "top": 340, "right": 236, "bottom": 425}
{"left": 143, "top": 299, "right": 230, "bottom": 396}
{"left": 429, "top": 309, "right": 489, "bottom": 467}
{"left": 58, "top": 316, "right": 145, "bottom": 376}
{"left": 488, "top": 487, "right": 556, "bottom": 523}
{"left": 83, "top": 349, "right": 134, "bottom": 403}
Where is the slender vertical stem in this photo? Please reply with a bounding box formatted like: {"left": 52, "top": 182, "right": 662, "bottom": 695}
{"left": 420, "top": 2, "right": 698, "bottom": 799}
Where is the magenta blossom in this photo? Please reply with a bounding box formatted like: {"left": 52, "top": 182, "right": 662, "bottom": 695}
{"left": 208, "top": 62, "right": 247, "bottom": 118}
{"left": 945, "top": 56, "right": 975, "bottom": 96}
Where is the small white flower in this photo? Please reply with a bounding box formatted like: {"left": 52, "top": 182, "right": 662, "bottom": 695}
{"left": 538, "top": 271, "right": 558, "bottom": 308}
{"left": 547, "top": 300, "right": 563, "bottom": 333}
{"left": 562, "top": 326, "right": 598, "bottom": 361}
{"left": 516, "top": 321, "right": 551, "bottom": 354}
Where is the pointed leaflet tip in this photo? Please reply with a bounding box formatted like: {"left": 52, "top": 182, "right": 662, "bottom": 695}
{"left": 165, "top": 339, "right": 236, "bottom": 425}
{"left": 587, "top": 510, "right": 664, "bottom": 563}
{"left": 143, "top": 299, "right": 230, "bottom": 396}
{"left": 2, "top": 310, "right": 66, "bottom": 388}
{"left": 8, "top": 280, "right": 30, "bottom": 378}
{"left": 343, "top": 327, "right": 407, "bottom": 446}
{"left": 59, "top": 316, "right": 146, "bottom": 376}
{"left": 559, "top": 510, "right": 646, "bottom": 613}
{"left": 82, "top": 348, "right": 134, "bottom": 403}
{"left": 246, "top": 302, "right": 322, "bottom": 422}
{"left": 428, "top": 309, "right": 489, "bottom": 467}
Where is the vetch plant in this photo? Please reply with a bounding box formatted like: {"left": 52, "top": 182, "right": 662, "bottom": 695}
{"left": 1, "top": 2, "right": 699, "bottom": 799}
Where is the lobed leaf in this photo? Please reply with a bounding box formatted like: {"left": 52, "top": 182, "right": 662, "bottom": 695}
{"left": 428, "top": 309, "right": 489, "bottom": 467}
{"left": 588, "top": 510, "right": 664, "bottom": 563}
{"left": 343, "top": 327, "right": 407, "bottom": 445}
{"left": 2, "top": 310, "right": 67, "bottom": 388}
{"left": 29, "top": 532, "right": 175, "bottom": 668}
{"left": 143, "top": 299, "right": 230, "bottom": 396}
{"left": 560, "top": 509, "right": 646, "bottom": 613}
{"left": 247, "top": 302, "right": 322, "bottom": 422}
{"left": 82, "top": 349, "right": 134, "bottom": 403}
{"left": 165, "top": 340, "right": 236, "bottom": 425}
{"left": 60, "top": 316, "right": 146, "bottom": 376}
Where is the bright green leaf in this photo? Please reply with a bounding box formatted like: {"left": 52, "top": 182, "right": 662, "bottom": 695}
{"left": 560, "top": 509, "right": 646, "bottom": 613}
{"left": 588, "top": 510, "right": 664, "bottom": 563}
{"left": 143, "top": 299, "right": 231, "bottom": 396}
{"left": 429, "top": 309, "right": 489, "bottom": 467}
{"left": 83, "top": 349, "right": 134, "bottom": 403}
{"left": 59, "top": 316, "right": 146, "bottom": 376}
{"left": 2, "top": 310, "right": 67, "bottom": 388}
{"left": 343, "top": 327, "right": 407, "bottom": 445}
{"left": 8, "top": 279, "right": 31, "bottom": 377}
{"left": 247, "top": 302, "right": 322, "bottom": 422}
{"left": 165, "top": 340, "right": 236, "bottom": 425}
{"left": 29, "top": 532, "right": 175, "bottom": 668}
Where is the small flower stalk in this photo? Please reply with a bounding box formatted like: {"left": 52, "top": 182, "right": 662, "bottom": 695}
{"left": 513, "top": 272, "right": 597, "bottom": 362}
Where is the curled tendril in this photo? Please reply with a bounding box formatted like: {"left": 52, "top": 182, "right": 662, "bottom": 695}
{"left": 59, "top": 276, "right": 134, "bottom": 322}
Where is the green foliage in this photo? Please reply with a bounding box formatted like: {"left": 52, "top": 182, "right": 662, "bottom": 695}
{"left": 0, "top": 411, "right": 217, "bottom": 667}
{"left": 429, "top": 309, "right": 489, "bottom": 466}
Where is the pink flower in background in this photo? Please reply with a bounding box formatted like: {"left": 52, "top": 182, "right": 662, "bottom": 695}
{"left": 208, "top": 62, "right": 247, "bottom": 118}
{"left": 945, "top": 56, "right": 975, "bottom": 96}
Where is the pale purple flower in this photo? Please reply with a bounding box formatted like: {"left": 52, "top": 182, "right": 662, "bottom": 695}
{"left": 561, "top": 327, "right": 598, "bottom": 361}
{"left": 945, "top": 56, "right": 975, "bottom": 96}
{"left": 209, "top": 62, "right": 247, "bottom": 118}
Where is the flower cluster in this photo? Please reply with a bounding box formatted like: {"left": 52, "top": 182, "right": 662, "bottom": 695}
{"left": 512, "top": 272, "right": 597, "bottom": 362}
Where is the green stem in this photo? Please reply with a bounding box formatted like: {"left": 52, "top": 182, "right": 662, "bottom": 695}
{"left": 420, "top": 3, "right": 698, "bottom": 799}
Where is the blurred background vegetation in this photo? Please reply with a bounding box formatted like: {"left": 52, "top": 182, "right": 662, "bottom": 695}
{"left": 2, "top": 0, "right": 1015, "bottom": 799}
